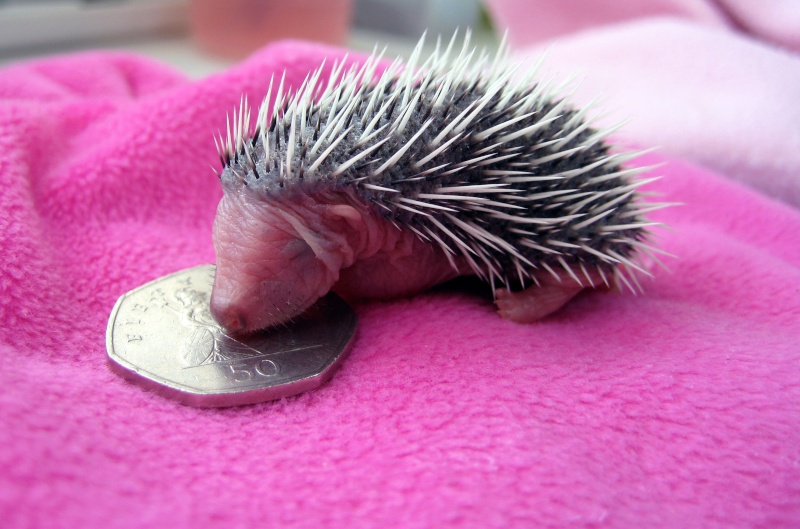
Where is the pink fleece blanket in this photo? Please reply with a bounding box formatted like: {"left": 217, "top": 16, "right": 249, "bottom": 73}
{"left": 1, "top": 41, "right": 799, "bottom": 528}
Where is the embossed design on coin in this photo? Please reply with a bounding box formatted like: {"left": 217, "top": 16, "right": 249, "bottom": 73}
{"left": 106, "top": 264, "right": 357, "bottom": 407}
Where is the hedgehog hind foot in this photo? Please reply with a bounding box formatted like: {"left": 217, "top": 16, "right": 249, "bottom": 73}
{"left": 495, "top": 272, "right": 613, "bottom": 323}
{"left": 494, "top": 284, "right": 582, "bottom": 323}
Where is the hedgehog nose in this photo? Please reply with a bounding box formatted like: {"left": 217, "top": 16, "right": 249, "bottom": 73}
{"left": 210, "top": 300, "right": 246, "bottom": 333}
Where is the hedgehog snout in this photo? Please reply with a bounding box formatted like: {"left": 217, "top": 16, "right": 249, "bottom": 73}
{"left": 210, "top": 265, "right": 329, "bottom": 333}
{"left": 209, "top": 266, "right": 253, "bottom": 333}
{"left": 210, "top": 297, "right": 246, "bottom": 333}
{"left": 211, "top": 193, "right": 360, "bottom": 332}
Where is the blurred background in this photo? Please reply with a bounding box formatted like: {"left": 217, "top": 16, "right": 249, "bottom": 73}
{"left": 1, "top": 0, "right": 798, "bottom": 207}
{"left": 0, "top": 0, "right": 496, "bottom": 77}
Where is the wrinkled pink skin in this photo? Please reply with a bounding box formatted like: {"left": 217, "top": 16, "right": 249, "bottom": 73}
{"left": 210, "top": 189, "right": 607, "bottom": 333}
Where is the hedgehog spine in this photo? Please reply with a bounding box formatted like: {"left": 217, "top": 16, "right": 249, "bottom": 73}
{"left": 215, "top": 30, "right": 672, "bottom": 296}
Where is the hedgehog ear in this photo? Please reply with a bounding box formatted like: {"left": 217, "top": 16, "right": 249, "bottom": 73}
{"left": 325, "top": 204, "right": 364, "bottom": 232}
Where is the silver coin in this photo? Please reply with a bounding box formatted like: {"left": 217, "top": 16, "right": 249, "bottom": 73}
{"left": 106, "top": 264, "right": 357, "bottom": 407}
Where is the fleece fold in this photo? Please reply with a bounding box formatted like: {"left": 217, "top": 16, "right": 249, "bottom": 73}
{"left": 1, "top": 38, "right": 798, "bottom": 529}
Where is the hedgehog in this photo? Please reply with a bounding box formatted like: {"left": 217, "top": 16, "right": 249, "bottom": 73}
{"left": 209, "top": 32, "right": 667, "bottom": 333}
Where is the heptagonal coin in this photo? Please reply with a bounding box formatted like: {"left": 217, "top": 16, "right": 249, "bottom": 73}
{"left": 106, "top": 264, "right": 357, "bottom": 407}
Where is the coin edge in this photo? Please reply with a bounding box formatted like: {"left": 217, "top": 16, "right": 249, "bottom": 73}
{"left": 105, "top": 265, "right": 358, "bottom": 407}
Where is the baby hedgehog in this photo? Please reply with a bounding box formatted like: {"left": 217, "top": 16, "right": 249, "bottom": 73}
{"left": 210, "top": 33, "right": 665, "bottom": 333}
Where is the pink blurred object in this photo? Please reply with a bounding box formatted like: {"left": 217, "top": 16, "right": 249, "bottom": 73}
{"left": 484, "top": 1, "right": 800, "bottom": 208}
{"left": 486, "top": 0, "right": 727, "bottom": 48}
{"left": 718, "top": 0, "right": 800, "bottom": 51}
{"left": 190, "top": 0, "right": 353, "bottom": 58}
{"left": 485, "top": 0, "right": 800, "bottom": 51}
{"left": 0, "top": 42, "right": 799, "bottom": 528}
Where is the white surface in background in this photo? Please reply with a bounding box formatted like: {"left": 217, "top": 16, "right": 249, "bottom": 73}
{"left": 0, "top": 0, "right": 188, "bottom": 52}
{"left": 0, "top": 0, "right": 498, "bottom": 77}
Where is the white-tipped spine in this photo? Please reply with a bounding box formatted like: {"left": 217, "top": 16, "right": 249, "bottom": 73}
{"left": 216, "top": 31, "right": 667, "bottom": 298}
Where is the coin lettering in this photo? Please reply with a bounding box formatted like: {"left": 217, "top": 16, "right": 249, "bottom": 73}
{"left": 256, "top": 359, "right": 278, "bottom": 377}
